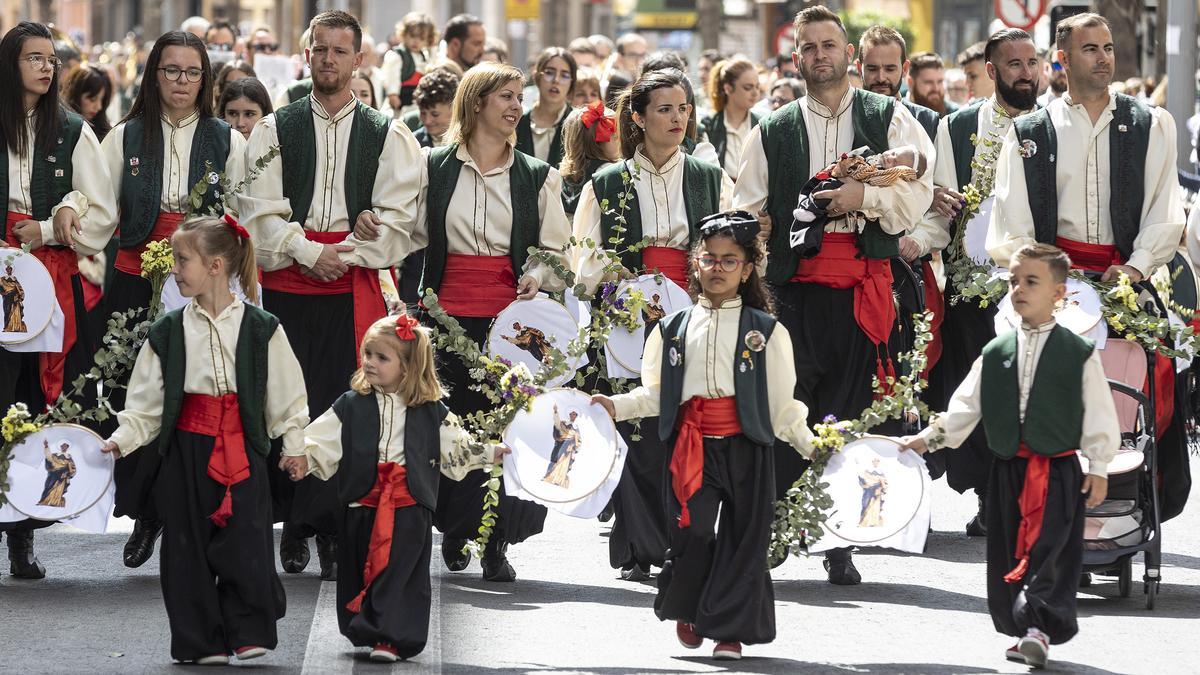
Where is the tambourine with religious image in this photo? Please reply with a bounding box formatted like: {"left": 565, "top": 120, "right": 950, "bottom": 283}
{"left": 995, "top": 276, "right": 1103, "bottom": 337}
{"left": 160, "top": 275, "right": 263, "bottom": 312}
{"left": 487, "top": 296, "right": 587, "bottom": 388}
{"left": 604, "top": 274, "right": 693, "bottom": 375}
{"left": 808, "top": 436, "right": 930, "bottom": 552}
{"left": 0, "top": 247, "right": 58, "bottom": 345}
{"left": 1, "top": 423, "right": 114, "bottom": 522}
{"left": 501, "top": 388, "right": 627, "bottom": 518}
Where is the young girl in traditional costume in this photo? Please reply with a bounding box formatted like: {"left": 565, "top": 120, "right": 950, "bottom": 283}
{"left": 279, "top": 314, "right": 504, "bottom": 662}
{"left": 102, "top": 216, "right": 308, "bottom": 665}
{"left": 557, "top": 99, "right": 618, "bottom": 219}
{"left": 0, "top": 21, "right": 117, "bottom": 579}
{"left": 592, "top": 210, "right": 815, "bottom": 660}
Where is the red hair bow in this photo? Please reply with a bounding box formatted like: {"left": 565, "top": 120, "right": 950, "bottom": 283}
{"left": 223, "top": 214, "right": 250, "bottom": 240}
{"left": 580, "top": 99, "right": 615, "bottom": 144}
{"left": 394, "top": 313, "right": 418, "bottom": 341}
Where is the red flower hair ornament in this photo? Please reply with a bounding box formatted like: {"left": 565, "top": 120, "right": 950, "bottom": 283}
{"left": 581, "top": 99, "right": 615, "bottom": 144}
{"left": 394, "top": 313, "right": 419, "bottom": 341}
{"left": 223, "top": 214, "right": 250, "bottom": 240}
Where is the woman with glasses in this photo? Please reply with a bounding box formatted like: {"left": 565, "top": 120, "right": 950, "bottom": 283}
{"left": 701, "top": 57, "right": 761, "bottom": 181}
{"left": 99, "top": 30, "right": 246, "bottom": 572}
{"left": 515, "top": 47, "right": 577, "bottom": 168}
{"left": 0, "top": 21, "right": 117, "bottom": 580}
{"left": 570, "top": 68, "right": 732, "bottom": 583}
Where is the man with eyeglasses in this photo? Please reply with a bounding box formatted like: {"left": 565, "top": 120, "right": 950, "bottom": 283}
{"left": 242, "top": 10, "right": 425, "bottom": 580}
{"left": 204, "top": 21, "right": 238, "bottom": 53}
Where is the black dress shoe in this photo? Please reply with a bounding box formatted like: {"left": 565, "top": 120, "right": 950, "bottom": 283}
{"left": 619, "top": 564, "right": 651, "bottom": 582}
{"left": 279, "top": 523, "right": 311, "bottom": 574}
{"left": 823, "top": 548, "right": 861, "bottom": 586}
{"left": 123, "top": 518, "right": 163, "bottom": 569}
{"left": 7, "top": 528, "right": 46, "bottom": 579}
{"left": 966, "top": 495, "right": 988, "bottom": 537}
{"left": 316, "top": 533, "right": 337, "bottom": 580}
{"left": 597, "top": 500, "right": 615, "bottom": 523}
{"left": 481, "top": 539, "right": 515, "bottom": 582}
{"left": 441, "top": 537, "right": 471, "bottom": 572}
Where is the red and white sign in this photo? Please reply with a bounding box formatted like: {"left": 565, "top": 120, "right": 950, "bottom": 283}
{"left": 994, "top": 0, "right": 1046, "bottom": 31}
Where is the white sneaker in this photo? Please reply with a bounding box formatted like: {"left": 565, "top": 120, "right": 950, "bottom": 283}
{"left": 195, "top": 655, "right": 230, "bottom": 665}
{"left": 1018, "top": 628, "right": 1050, "bottom": 669}
{"left": 1004, "top": 643, "right": 1024, "bottom": 663}
{"left": 235, "top": 646, "right": 268, "bottom": 661}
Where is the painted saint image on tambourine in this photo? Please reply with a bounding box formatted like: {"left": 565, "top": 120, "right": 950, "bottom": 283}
{"left": 818, "top": 436, "right": 926, "bottom": 544}
{"left": 996, "top": 276, "right": 1102, "bottom": 337}
{"left": 0, "top": 248, "right": 55, "bottom": 344}
{"left": 502, "top": 389, "right": 620, "bottom": 504}
{"left": 487, "top": 296, "right": 586, "bottom": 388}
{"left": 605, "top": 275, "right": 693, "bottom": 372}
{"left": 3, "top": 424, "right": 114, "bottom": 521}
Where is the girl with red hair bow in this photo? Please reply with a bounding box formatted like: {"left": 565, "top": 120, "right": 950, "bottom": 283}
{"left": 558, "top": 99, "right": 620, "bottom": 218}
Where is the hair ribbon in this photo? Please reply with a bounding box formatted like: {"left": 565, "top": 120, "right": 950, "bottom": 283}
{"left": 580, "top": 99, "right": 615, "bottom": 144}
{"left": 395, "top": 313, "right": 418, "bottom": 341}
{"left": 223, "top": 213, "right": 250, "bottom": 240}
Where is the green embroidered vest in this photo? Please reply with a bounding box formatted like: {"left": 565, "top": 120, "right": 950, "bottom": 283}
{"left": 0, "top": 109, "right": 84, "bottom": 238}
{"left": 759, "top": 89, "right": 896, "bottom": 284}
{"left": 516, "top": 107, "right": 570, "bottom": 169}
{"left": 147, "top": 304, "right": 278, "bottom": 456}
{"left": 946, "top": 99, "right": 988, "bottom": 197}
{"left": 700, "top": 109, "right": 760, "bottom": 169}
{"left": 655, "top": 304, "right": 777, "bottom": 445}
{"left": 420, "top": 144, "right": 550, "bottom": 296}
{"left": 118, "top": 116, "right": 231, "bottom": 247}
{"left": 1013, "top": 93, "right": 1149, "bottom": 261}
{"left": 591, "top": 154, "right": 721, "bottom": 272}
{"left": 274, "top": 97, "right": 390, "bottom": 227}
{"left": 980, "top": 324, "right": 1093, "bottom": 458}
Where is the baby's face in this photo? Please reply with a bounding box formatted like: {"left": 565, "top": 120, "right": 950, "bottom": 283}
{"left": 880, "top": 147, "right": 917, "bottom": 170}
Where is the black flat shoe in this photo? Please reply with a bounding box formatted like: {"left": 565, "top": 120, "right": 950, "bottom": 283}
{"left": 316, "top": 533, "right": 337, "bottom": 581}
{"left": 441, "top": 537, "right": 471, "bottom": 572}
{"left": 123, "top": 518, "right": 163, "bottom": 569}
{"left": 597, "top": 500, "right": 615, "bottom": 523}
{"left": 481, "top": 539, "right": 515, "bottom": 582}
{"left": 7, "top": 528, "right": 46, "bottom": 579}
{"left": 823, "top": 548, "right": 861, "bottom": 586}
{"left": 279, "top": 524, "right": 311, "bottom": 574}
{"left": 619, "top": 564, "right": 651, "bottom": 582}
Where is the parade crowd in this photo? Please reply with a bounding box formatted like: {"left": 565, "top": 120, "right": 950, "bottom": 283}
{"left": 1, "top": 4, "right": 1197, "bottom": 669}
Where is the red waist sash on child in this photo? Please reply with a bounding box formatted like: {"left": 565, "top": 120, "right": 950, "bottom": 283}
{"left": 1057, "top": 236, "right": 1173, "bottom": 436}
{"left": 5, "top": 211, "right": 80, "bottom": 405}
{"left": 671, "top": 396, "right": 742, "bottom": 528}
{"left": 435, "top": 254, "right": 517, "bottom": 317}
{"left": 260, "top": 230, "right": 386, "bottom": 364}
{"left": 1003, "top": 443, "right": 1078, "bottom": 584}
{"left": 791, "top": 232, "right": 897, "bottom": 395}
{"left": 114, "top": 212, "right": 186, "bottom": 275}
{"left": 177, "top": 393, "right": 250, "bottom": 528}
{"left": 641, "top": 246, "right": 690, "bottom": 290}
{"left": 346, "top": 462, "right": 417, "bottom": 613}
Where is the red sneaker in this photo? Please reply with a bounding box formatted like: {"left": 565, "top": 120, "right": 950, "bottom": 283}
{"left": 234, "top": 646, "right": 267, "bottom": 661}
{"left": 1005, "top": 643, "right": 1023, "bottom": 663}
{"left": 676, "top": 622, "right": 702, "bottom": 649}
{"left": 370, "top": 643, "right": 400, "bottom": 663}
{"left": 712, "top": 641, "right": 742, "bottom": 660}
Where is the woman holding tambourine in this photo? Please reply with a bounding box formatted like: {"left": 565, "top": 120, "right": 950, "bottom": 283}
{"left": 0, "top": 22, "right": 118, "bottom": 579}
{"left": 410, "top": 62, "right": 571, "bottom": 582}
{"left": 570, "top": 68, "right": 732, "bottom": 581}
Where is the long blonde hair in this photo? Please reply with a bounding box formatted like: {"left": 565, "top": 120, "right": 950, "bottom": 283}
{"left": 350, "top": 315, "right": 446, "bottom": 405}
{"left": 170, "top": 216, "right": 259, "bottom": 304}
{"left": 445, "top": 62, "right": 524, "bottom": 146}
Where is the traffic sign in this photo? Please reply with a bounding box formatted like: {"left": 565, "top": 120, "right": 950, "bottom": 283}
{"left": 994, "top": 0, "right": 1046, "bottom": 31}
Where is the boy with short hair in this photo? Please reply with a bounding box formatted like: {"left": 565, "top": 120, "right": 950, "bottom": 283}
{"left": 899, "top": 243, "right": 1118, "bottom": 669}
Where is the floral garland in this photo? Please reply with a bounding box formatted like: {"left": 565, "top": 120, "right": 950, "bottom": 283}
{"left": 768, "top": 311, "right": 937, "bottom": 565}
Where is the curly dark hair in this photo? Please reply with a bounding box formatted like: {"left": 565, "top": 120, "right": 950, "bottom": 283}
{"left": 687, "top": 230, "right": 774, "bottom": 314}
{"left": 414, "top": 68, "right": 459, "bottom": 110}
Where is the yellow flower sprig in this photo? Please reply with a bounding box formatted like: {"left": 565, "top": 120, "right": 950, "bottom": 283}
{"left": 1, "top": 403, "right": 43, "bottom": 506}
{"left": 139, "top": 239, "right": 174, "bottom": 280}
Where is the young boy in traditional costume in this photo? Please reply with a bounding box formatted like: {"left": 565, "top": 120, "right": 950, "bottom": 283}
{"left": 898, "top": 243, "right": 1118, "bottom": 669}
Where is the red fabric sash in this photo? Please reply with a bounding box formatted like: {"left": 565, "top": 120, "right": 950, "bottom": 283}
{"left": 5, "top": 211, "right": 79, "bottom": 406}
{"left": 346, "top": 462, "right": 417, "bottom": 614}
{"left": 641, "top": 246, "right": 690, "bottom": 290}
{"left": 1003, "top": 443, "right": 1078, "bottom": 584}
{"left": 436, "top": 254, "right": 517, "bottom": 317}
{"left": 671, "top": 396, "right": 741, "bottom": 528}
{"left": 920, "top": 259, "right": 944, "bottom": 376}
{"left": 401, "top": 70, "right": 424, "bottom": 88}
{"left": 1055, "top": 236, "right": 1122, "bottom": 274}
{"left": 81, "top": 277, "right": 102, "bottom": 311}
{"left": 177, "top": 393, "right": 250, "bottom": 528}
{"left": 791, "top": 233, "right": 897, "bottom": 395}
{"left": 260, "top": 230, "right": 386, "bottom": 365}
{"left": 114, "top": 212, "right": 186, "bottom": 275}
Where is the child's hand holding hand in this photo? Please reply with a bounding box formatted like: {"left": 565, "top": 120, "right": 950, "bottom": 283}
{"left": 590, "top": 395, "right": 616, "bottom": 419}
{"left": 896, "top": 435, "right": 928, "bottom": 455}
{"left": 100, "top": 441, "right": 122, "bottom": 458}
{"left": 278, "top": 455, "right": 309, "bottom": 482}
{"left": 492, "top": 444, "right": 512, "bottom": 464}
{"left": 1082, "top": 474, "right": 1108, "bottom": 508}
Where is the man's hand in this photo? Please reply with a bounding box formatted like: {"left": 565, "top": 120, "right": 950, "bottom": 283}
{"left": 100, "top": 441, "right": 122, "bottom": 458}
{"left": 931, "top": 186, "right": 964, "bottom": 220}
{"left": 1101, "top": 264, "right": 1143, "bottom": 283}
{"left": 10, "top": 220, "right": 43, "bottom": 249}
{"left": 590, "top": 394, "right": 616, "bottom": 418}
{"left": 278, "top": 455, "right": 309, "bottom": 481}
{"left": 813, "top": 177, "right": 865, "bottom": 217}
{"left": 306, "top": 243, "right": 355, "bottom": 282}
{"left": 52, "top": 207, "right": 82, "bottom": 249}
{"left": 896, "top": 435, "right": 929, "bottom": 455}
{"left": 353, "top": 210, "right": 382, "bottom": 242}
{"left": 515, "top": 274, "right": 540, "bottom": 300}
{"left": 1082, "top": 474, "right": 1108, "bottom": 509}
{"left": 756, "top": 209, "right": 772, "bottom": 242}
{"left": 898, "top": 236, "right": 922, "bottom": 263}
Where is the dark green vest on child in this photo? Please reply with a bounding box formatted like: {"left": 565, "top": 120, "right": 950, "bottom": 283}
{"left": 146, "top": 305, "right": 278, "bottom": 456}
{"left": 756, "top": 89, "right": 899, "bottom": 284}
{"left": 655, "top": 304, "right": 777, "bottom": 445}
{"left": 330, "top": 391, "right": 448, "bottom": 510}
{"left": 979, "top": 324, "right": 1093, "bottom": 458}
{"left": 590, "top": 155, "right": 722, "bottom": 272}
{"left": 420, "top": 144, "right": 550, "bottom": 295}
{"left": 0, "top": 109, "right": 84, "bottom": 239}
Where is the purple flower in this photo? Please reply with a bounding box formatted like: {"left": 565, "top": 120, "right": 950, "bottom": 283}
{"left": 500, "top": 389, "right": 513, "bottom": 400}
{"left": 519, "top": 384, "right": 539, "bottom": 397}
{"left": 614, "top": 298, "right": 627, "bottom": 311}
{"left": 822, "top": 414, "right": 838, "bottom": 424}
{"left": 600, "top": 282, "right": 617, "bottom": 299}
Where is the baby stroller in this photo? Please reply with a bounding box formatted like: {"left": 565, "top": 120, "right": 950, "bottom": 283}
{"left": 1082, "top": 337, "right": 1163, "bottom": 609}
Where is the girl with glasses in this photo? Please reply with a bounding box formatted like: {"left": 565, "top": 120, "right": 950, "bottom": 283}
{"left": 0, "top": 20, "right": 118, "bottom": 581}
{"left": 515, "top": 47, "right": 577, "bottom": 168}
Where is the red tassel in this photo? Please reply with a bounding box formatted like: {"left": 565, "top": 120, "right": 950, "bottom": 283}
{"left": 678, "top": 504, "right": 691, "bottom": 528}
{"left": 874, "top": 358, "right": 888, "bottom": 400}
{"left": 1003, "top": 556, "right": 1029, "bottom": 584}
{"left": 209, "top": 487, "right": 234, "bottom": 528}
{"left": 346, "top": 592, "right": 365, "bottom": 614}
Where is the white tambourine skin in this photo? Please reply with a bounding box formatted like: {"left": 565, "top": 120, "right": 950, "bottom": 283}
{"left": 4, "top": 423, "right": 114, "bottom": 522}
{"left": 487, "top": 296, "right": 588, "bottom": 388}
{"left": 815, "top": 435, "right": 927, "bottom": 545}
{"left": 605, "top": 274, "right": 692, "bottom": 373}
{"left": 0, "top": 249, "right": 56, "bottom": 345}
